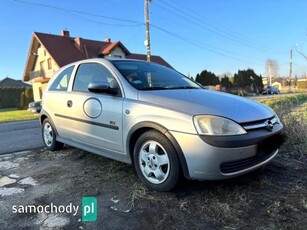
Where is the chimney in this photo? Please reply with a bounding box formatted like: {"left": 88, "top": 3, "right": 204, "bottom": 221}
{"left": 74, "top": 37, "right": 83, "bottom": 52}
{"left": 61, "top": 30, "right": 70, "bottom": 37}
{"left": 104, "top": 38, "right": 111, "bottom": 43}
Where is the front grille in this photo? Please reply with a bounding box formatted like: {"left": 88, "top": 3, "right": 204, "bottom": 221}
{"left": 241, "top": 116, "right": 278, "bottom": 131}
{"left": 220, "top": 133, "right": 285, "bottom": 174}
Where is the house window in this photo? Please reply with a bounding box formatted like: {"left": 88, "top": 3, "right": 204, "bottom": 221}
{"left": 40, "top": 61, "right": 45, "bottom": 75}
{"left": 47, "top": 58, "right": 52, "bottom": 69}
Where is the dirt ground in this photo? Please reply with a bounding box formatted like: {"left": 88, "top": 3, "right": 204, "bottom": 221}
{"left": 0, "top": 143, "right": 306, "bottom": 230}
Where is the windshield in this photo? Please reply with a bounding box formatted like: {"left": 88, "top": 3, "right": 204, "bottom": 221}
{"left": 111, "top": 60, "right": 201, "bottom": 90}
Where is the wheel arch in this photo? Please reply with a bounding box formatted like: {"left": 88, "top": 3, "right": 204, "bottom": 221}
{"left": 127, "top": 121, "right": 191, "bottom": 179}
{"left": 40, "top": 114, "right": 48, "bottom": 125}
{"left": 39, "top": 111, "right": 59, "bottom": 136}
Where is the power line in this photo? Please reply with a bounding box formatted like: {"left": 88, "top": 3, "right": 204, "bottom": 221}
{"left": 13, "top": 0, "right": 143, "bottom": 26}
{"left": 69, "top": 11, "right": 143, "bottom": 27}
{"left": 10, "top": 0, "right": 268, "bottom": 65}
{"left": 151, "top": 24, "right": 247, "bottom": 63}
{"left": 157, "top": 0, "right": 271, "bottom": 51}
{"left": 156, "top": 0, "right": 283, "bottom": 54}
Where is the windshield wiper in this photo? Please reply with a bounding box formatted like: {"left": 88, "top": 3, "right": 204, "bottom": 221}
{"left": 168, "top": 86, "right": 199, "bottom": 89}
{"left": 141, "top": 87, "right": 169, "bottom": 90}
{"left": 141, "top": 86, "right": 199, "bottom": 90}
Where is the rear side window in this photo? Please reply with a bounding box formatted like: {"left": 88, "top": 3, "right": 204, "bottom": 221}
{"left": 49, "top": 66, "right": 74, "bottom": 91}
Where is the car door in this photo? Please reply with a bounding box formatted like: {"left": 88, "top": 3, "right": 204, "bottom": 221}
{"left": 67, "top": 62, "right": 124, "bottom": 153}
{"left": 43, "top": 65, "right": 75, "bottom": 139}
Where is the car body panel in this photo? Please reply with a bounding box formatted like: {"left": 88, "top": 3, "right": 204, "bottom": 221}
{"left": 122, "top": 99, "right": 196, "bottom": 136}
{"left": 170, "top": 130, "right": 280, "bottom": 179}
{"left": 42, "top": 91, "right": 74, "bottom": 139}
{"left": 59, "top": 92, "right": 124, "bottom": 153}
{"left": 138, "top": 89, "right": 274, "bottom": 123}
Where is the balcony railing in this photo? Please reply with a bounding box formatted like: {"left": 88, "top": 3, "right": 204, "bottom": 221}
{"left": 29, "top": 69, "right": 56, "bottom": 80}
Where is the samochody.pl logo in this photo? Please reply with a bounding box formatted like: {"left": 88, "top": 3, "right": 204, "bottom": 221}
{"left": 82, "top": 197, "right": 97, "bottom": 222}
{"left": 12, "top": 202, "right": 79, "bottom": 216}
{"left": 12, "top": 196, "right": 98, "bottom": 222}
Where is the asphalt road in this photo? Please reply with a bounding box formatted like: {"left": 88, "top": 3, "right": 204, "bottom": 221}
{"left": 0, "top": 120, "right": 44, "bottom": 154}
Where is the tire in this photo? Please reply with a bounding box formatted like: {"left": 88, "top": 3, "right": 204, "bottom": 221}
{"left": 42, "top": 118, "right": 64, "bottom": 151}
{"left": 133, "top": 130, "right": 181, "bottom": 191}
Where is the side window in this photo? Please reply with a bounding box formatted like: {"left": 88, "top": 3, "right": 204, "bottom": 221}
{"left": 73, "top": 63, "right": 119, "bottom": 92}
{"left": 49, "top": 66, "right": 74, "bottom": 91}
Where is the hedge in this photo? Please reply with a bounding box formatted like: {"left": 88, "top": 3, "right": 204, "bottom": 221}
{"left": 0, "top": 87, "right": 33, "bottom": 109}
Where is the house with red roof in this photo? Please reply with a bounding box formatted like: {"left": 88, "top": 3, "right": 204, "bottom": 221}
{"left": 23, "top": 30, "right": 172, "bottom": 101}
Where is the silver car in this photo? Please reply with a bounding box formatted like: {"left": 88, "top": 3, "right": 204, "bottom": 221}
{"left": 40, "top": 58, "right": 284, "bottom": 191}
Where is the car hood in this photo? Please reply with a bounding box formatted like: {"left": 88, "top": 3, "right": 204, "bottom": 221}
{"left": 137, "top": 89, "right": 274, "bottom": 123}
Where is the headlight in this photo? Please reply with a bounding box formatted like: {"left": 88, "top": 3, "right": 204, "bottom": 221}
{"left": 193, "top": 115, "right": 247, "bottom": 136}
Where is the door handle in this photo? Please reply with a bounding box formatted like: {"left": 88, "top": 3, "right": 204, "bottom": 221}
{"left": 67, "top": 100, "right": 73, "bottom": 107}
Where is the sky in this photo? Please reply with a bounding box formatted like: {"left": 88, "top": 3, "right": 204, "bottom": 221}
{"left": 0, "top": 0, "right": 307, "bottom": 80}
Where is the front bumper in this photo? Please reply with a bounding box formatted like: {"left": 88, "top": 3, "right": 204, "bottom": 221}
{"left": 170, "top": 124, "right": 285, "bottom": 180}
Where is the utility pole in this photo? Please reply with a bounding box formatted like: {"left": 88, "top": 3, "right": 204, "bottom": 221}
{"left": 268, "top": 62, "right": 272, "bottom": 86}
{"left": 145, "top": 0, "right": 151, "bottom": 62}
{"left": 289, "top": 49, "right": 292, "bottom": 91}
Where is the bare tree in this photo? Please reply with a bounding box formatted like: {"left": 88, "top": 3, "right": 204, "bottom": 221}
{"left": 296, "top": 31, "right": 307, "bottom": 60}
{"left": 266, "top": 59, "right": 279, "bottom": 86}
{"left": 296, "top": 46, "right": 307, "bottom": 60}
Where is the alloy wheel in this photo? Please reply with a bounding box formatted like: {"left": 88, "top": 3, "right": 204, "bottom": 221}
{"left": 138, "top": 140, "right": 170, "bottom": 184}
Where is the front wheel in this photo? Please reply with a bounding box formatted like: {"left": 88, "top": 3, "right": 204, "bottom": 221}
{"left": 42, "top": 118, "right": 64, "bottom": 151}
{"left": 133, "top": 130, "right": 181, "bottom": 191}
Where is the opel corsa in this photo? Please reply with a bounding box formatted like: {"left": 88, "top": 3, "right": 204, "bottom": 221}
{"left": 40, "top": 59, "right": 284, "bottom": 191}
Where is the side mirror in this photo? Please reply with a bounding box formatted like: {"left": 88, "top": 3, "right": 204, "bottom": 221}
{"left": 88, "top": 81, "right": 118, "bottom": 95}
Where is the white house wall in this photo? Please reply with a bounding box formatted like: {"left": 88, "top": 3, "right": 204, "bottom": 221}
{"left": 31, "top": 46, "right": 59, "bottom": 101}
{"left": 32, "top": 82, "right": 49, "bottom": 102}
{"left": 32, "top": 46, "right": 59, "bottom": 79}
{"left": 109, "top": 47, "right": 126, "bottom": 58}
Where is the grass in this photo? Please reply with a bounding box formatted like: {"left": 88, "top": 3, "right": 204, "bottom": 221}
{"left": 0, "top": 108, "right": 38, "bottom": 123}
{"left": 258, "top": 94, "right": 307, "bottom": 115}
{"left": 258, "top": 94, "right": 307, "bottom": 158}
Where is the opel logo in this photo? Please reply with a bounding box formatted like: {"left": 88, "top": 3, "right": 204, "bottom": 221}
{"left": 265, "top": 120, "right": 274, "bottom": 131}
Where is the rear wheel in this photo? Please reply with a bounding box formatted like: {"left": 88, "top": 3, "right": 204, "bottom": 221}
{"left": 133, "top": 130, "right": 181, "bottom": 191}
{"left": 42, "top": 118, "right": 63, "bottom": 151}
